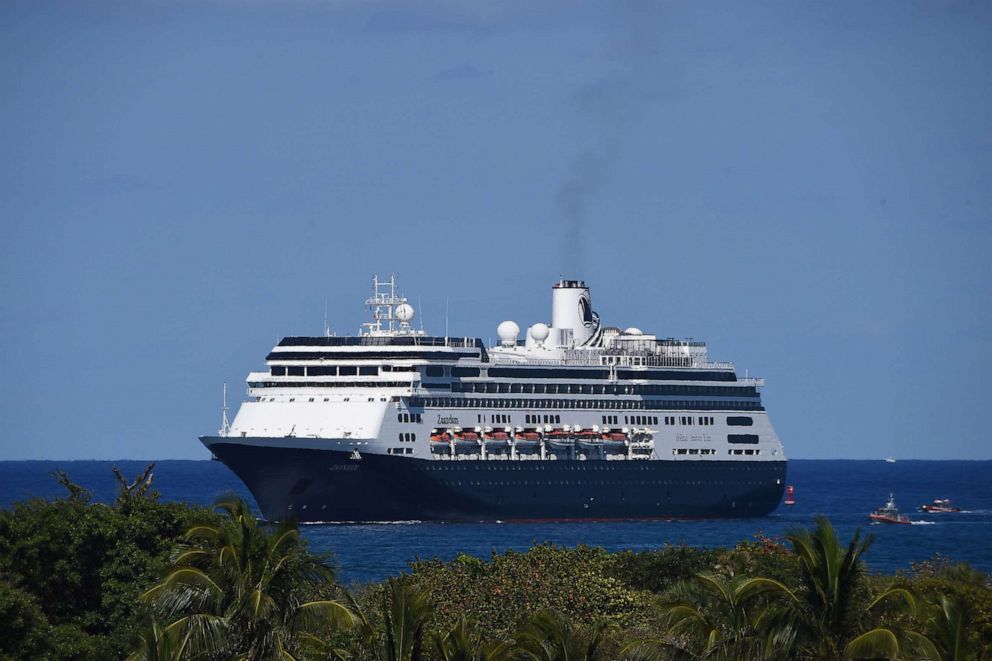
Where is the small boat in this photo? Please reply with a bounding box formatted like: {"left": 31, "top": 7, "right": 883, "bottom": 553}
{"left": 869, "top": 493, "right": 911, "bottom": 525}
{"left": 600, "top": 428, "right": 628, "bottom": 452}
{"left": 512, "top": 428, "right": 542, "bottom": 453}
{"left": 483, "top": 427, "right": 511, "bottom": 452}
{"left": 884, "top": 457, "right": 897, "bottom": 463}
{"left": 452, "top": 427, "right": 481, "bottom": 452}
{"left": 430, "top": 428, "right": 452, "bottom": 444}
{"left": 920, "top": 498, "right": 960, "bottom": 513}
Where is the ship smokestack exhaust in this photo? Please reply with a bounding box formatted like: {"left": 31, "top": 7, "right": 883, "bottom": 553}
{"left": 551, "top": 279, "right": 596, "bottom": 347}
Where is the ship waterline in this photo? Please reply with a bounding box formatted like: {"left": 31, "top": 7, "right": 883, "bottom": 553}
{"left": 203, "top": 275, "right": 787, "bottom": 523}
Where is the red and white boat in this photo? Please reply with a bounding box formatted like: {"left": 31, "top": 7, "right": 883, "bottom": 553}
{"left": 920, "top": 498, "right": 960, "bottom": 513}
{"left": 869, "top": 493, "right": 911, "bottom": 525}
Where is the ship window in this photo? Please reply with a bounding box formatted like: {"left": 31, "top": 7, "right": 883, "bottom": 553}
{"left": 287, "top": 366, "right": 305, "bottom": 376}
{"left": 359, "top": 366, "right": 377, "bottom": 376}
{"left": 676, "top": 448, "right": 688, "bottom": 455}
{"left": 728, "top": 434, "right": 759, "bottom": 444}
{"left": 339, "top": 366, "right": 357, "bottom": 376}
{"left": 452, "top": 367, "right": 480, "bottom": 378}
{"left": 727, "top": 416, "right": 753, "bottom": 426}
{"left": 271, "top": 366, "right": 286, "bottom": 376}
{"left": 426, "top": 366, "right": 444, "bottom": 377}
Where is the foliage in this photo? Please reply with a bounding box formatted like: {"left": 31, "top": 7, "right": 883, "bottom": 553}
{"left": 141, "top": 494, "right": 354, "bottom": 660}
{"left": 0, "top": 578, "right": 53, "bottom": 659}
{"left": 514, "top": 610, "right": 610, "bottom": 661}
{"left": 0, "top": 465, "right": 207, "bottom": 660}
{"left": 432, "top": 616, "right": 516, "bottom": 661}
{"left": 784, "top": 515, "right": 875, "bottom": 658}
{"left": 655, "top": 572, "right": 799, "bottom": 659}
{"left": 401, "top": 544, "right": 655, "bottom": 641}
{"left": 606, "top": 545, "right": 720, "bottom": 595}
{"left": 344, "top": 577, "right": 433, "bottom": 661}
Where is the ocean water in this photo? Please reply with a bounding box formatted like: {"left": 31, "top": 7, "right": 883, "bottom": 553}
{"left": 1, "top": 460, "right": 989, "bottom": 584}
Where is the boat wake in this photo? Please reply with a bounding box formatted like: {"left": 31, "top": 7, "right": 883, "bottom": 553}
{"left": 910, "top": 520, "right": 937, "bottom": 526}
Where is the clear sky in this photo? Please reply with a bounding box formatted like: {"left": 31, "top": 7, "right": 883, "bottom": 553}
{"left": 1, "top": 1, "right": 990, "bottom": 460}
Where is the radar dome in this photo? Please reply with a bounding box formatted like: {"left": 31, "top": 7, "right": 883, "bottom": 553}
{"left": 395, "top": 303, "right": 415, "bottom": 322}
{"left": 623, "top": 327, "right": 643, "bottom": 335}
{"left": 530, "top": 322, "right": 550, "bottom": 343}
{"left": 497, "top": 320, "right": 520, "bottom": 346}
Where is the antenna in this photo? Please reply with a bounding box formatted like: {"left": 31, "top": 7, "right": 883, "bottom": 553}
{"left": 445, "top": 297, "right": 449, "bottom": 340}
{"left": 323, "top": 299, "right": 330, "bottom": 337}
{"left": 219, "top": 383, "right": 230, "bottom": 436}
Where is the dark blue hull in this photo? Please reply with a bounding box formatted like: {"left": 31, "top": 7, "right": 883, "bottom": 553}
{"left": 209, "top": 442, "right": 787, "bottom": 522}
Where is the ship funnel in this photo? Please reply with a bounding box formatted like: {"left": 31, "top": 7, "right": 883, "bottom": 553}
{"left": 551, "top": 279, "right": 597, "bottom": 347}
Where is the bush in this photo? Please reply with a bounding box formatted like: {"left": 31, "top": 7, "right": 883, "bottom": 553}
{"left": 398, "top": 544, "right": 657, "bottom": 641}
{"left": 0, "top": 468, "right": 212, "bottom": 659}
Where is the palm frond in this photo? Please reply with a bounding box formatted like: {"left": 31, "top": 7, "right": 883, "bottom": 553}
{"left": 844, "top": 627, "right": 899, "bottom": 659}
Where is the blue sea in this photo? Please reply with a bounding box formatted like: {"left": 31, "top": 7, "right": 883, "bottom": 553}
{"left": 1, "top": 460, "right": 989, "bottom": 584}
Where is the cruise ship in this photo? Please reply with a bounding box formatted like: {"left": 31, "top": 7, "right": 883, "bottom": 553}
{"left": 202, "top": 276, "right": 786, "bottom": 522}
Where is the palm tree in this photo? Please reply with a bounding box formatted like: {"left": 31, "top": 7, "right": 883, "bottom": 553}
{"left": 127, "top": 617, "right": 191, "bottom": 661}
{"left": 514, "top": 610, "right": 609, "bottom": 661}
{"left": 785, "top": 516, "right": 874, "bottom": 658}
{"left": 141, "top": 494, "right": 353, "bottom": 660}
{"left": 433, "top": 616, "right": 516, "bottom": 661}
{"left": 843, "top": 587, "right": 938, "bottom": 660}
{"left": 916, "top": 593, "right": 986, "bottom": 661}
{"left": 625, "top": 573, "right": 799, "bottom": 660}
{"left": 347, "top": 578, "right": 433, "bottom": 661}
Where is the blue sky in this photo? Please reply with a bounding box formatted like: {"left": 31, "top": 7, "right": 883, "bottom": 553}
{"left": 1, "top": 1, "right": 989, "bottom": 460}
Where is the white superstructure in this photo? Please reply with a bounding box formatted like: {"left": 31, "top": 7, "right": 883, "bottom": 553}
{"left": 216, "top": 275, "right": 784, "bottom": 465}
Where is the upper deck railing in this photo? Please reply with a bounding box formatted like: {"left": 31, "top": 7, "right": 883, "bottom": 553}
{"left": 278, "top": 336, "right": 482, "bottom": 349}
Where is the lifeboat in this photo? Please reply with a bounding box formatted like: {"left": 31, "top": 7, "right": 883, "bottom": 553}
{"left": 920, "top": 498, "right": 960, "bottom": 513}
{"left": 452, "top": 427, "right": 481, "bottom": 452}
{"left": 574, "top": 426, "right": 603, "bottom": 449}
{"left": 600, "top": 428, "right": 629, "bottom": 452}
{"left": 483, "top": 427, "right": 511, "bottom": 451}
{"left": 513, "top": 427, "right": 542, "bottom": 453}
{"left": 545, "top": 426, "right": 575, "bottom": 451}
{"left": 430, "top": 428, "right": 452, "bottom": 444}
{"left": 869, "top": 493, "right": 912, "bottom": 524}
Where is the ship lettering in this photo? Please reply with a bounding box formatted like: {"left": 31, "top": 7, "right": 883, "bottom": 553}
{"left": 437, "top": 415, "right": 459, "bottom": 424}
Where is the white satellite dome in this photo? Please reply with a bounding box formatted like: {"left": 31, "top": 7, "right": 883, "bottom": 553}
{"left": 529, "top": 322, "right": 550, "bottom": 344}
{"left": 623, "top": 327, "right": 643, "bottom": 335}
{"left": 497, "top": 320, "right": 520, "bottom": 346}
{"left": 395, "top": 303, "right": 415, "bottom": 322}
